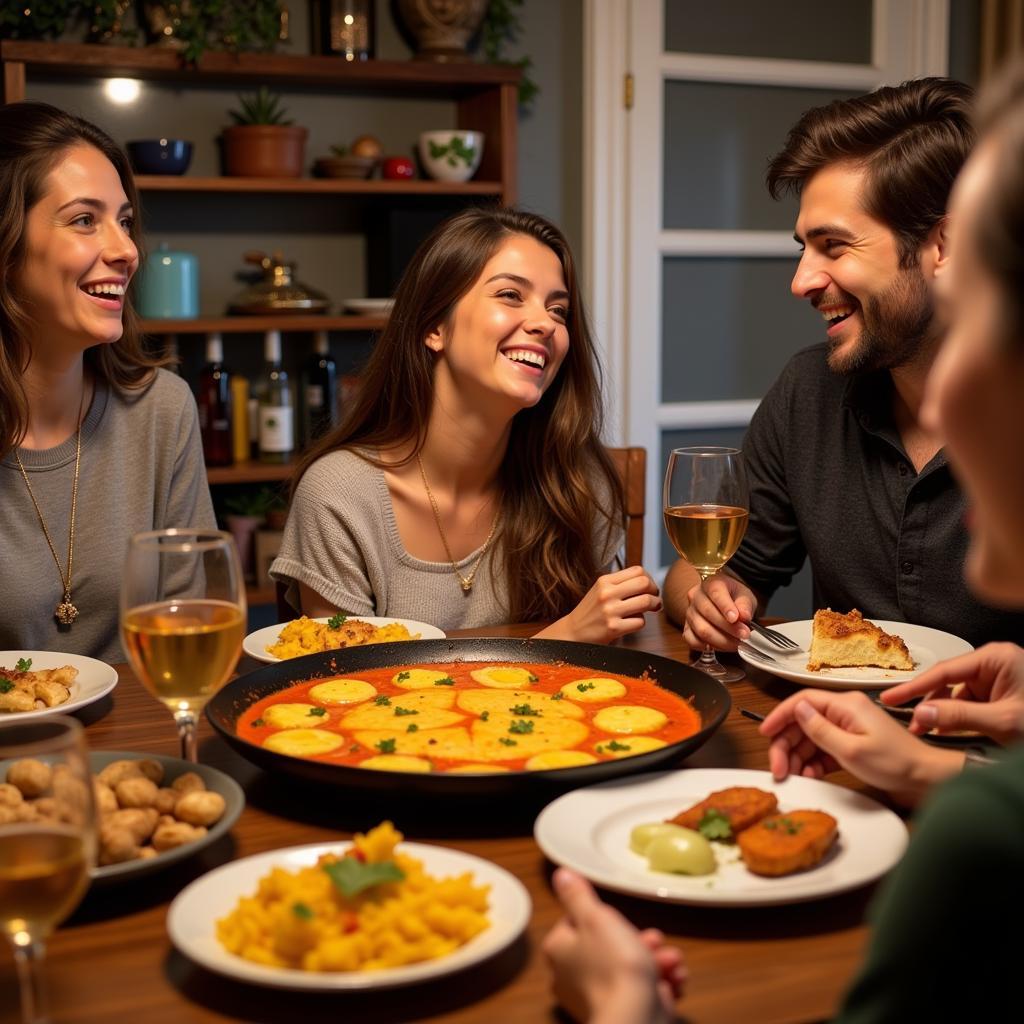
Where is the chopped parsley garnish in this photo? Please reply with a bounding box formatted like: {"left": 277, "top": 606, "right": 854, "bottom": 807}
{"left": 375, "top": 738, "right": 397, "bottom": 754}
{"left": 576, "top": 682, "right": 596, "bottom": 692}
{"left": 498, "top": 737, "right": 517, "bottom": 747}
{"left": 326, "top": 612, "right": 347, "bottom": 630}
{"left": 601, "top": 739, "right": 631, "bottom": 752}
{"left": 394, "top": 707, "right": 418, "bottom": 717}
{"left": 0, "top": 679, "right": 13, "bottom": 694}
{"left": 528, "top": 672, "right": 539, "bottom": 683}
{"left": 349, "top": 744, "right": 360, "bottom": 753}
{"left": 396, "top": 671, "right": 411, "bottom": 682}
{"left": 480, "top": 711, "right": 490, "bottom": 722}
{"left": 15, "top": 658, "right": 31, "bottom": 672}
{"left": 251, "top": 717, "right": 265, "bottom": 727}
{"left": 406, "top": 723, "right": 419, "bottom": 733}
{"left": 292, "top": 901, "right": 314, "bottom": 920}
{"left": 308, "top": 707, "right": 327, "bottom": 717}
{"left": 508, "top": 703, "right": 541, "bottom": 716}
{"left": 697, "top": 809, "right": 733, "bottom": 841}
{"left": 508, "top": 719, "right": 535, "bottom": 735}
{"left": 433, "top": 677, "right": 455, "bottom": 686}
{"left": 374, "top": 695, "right": 392, "bottom": 706}
{"left": 322, "top": 858, "right": 405, "bottom": 898}
{"left": 551, "top": 692, "right": 564, "bottom": 701}
{"left": 764, "top": 817, "right": 803, "bottom": 835}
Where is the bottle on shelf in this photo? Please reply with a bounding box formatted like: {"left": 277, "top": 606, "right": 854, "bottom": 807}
{"left": 258, "top": 330, "right": 295, "bottom": 464}
{"left": 230, "top": 375, "right": 251, "bottom": 464}
{"left": 311, "top": 0, "right": 375, "bottom": 60}
{"left": 197, "top": 332, "right": 233, "bottom": 466}
{"left": 302, "top": 330, "right": 339, "bottom": 446}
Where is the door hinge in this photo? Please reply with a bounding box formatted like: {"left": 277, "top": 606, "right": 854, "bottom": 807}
{"left": 624, "top": 72, "right": 634, "bottom": 110}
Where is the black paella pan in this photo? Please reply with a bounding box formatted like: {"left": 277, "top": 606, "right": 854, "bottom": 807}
{"left": 206, "top": 637, "right": 730, "bottom": 798}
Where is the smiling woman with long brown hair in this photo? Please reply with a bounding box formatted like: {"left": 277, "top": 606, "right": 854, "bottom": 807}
{"left": 272, "top": 207, "right": 661, "bottom": 639}
{"left": 0, "top": 102, "right": 214, "bottom": 661}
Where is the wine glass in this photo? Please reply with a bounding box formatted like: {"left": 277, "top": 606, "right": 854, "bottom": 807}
{"left": 663, "top": 447, "right": 750, "bottom": 682}
{"left": 0, "top": 716, "right": 97, "bottom": 1024}
{"left": 120, "top": 529, "right": 246, "bottom": 762}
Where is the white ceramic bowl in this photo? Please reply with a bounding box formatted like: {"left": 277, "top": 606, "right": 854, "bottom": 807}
{"left": 418, "top": 130, "right": 484, "bottom": 183}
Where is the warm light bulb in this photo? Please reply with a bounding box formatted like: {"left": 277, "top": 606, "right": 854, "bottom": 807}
{"left": 104, "top": 78, "right": 141, "bottom": 105}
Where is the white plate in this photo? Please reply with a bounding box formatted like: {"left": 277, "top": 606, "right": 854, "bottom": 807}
{"left": 343, "top": 298, "right": 394, "bottom": 316}
{"left": 737, "top": 620, "right": 974, "bottom": 690}
{"left": 534, "top": 768, "right": 908, "bottom": 907}
{"left": 243, "top": 617, "right": 447, "bottom": 663}
{"left": 167, "top": 840, "right": 531, "bottom": 990}
{"left": 0, "top": 650, "right": 118, "bottom": 720}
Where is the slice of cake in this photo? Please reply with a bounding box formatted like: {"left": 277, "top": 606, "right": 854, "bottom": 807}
{"left": 806, "top": 609, "right": 914, "bottom": 672}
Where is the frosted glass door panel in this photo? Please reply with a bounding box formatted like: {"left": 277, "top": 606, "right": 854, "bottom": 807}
{"left": 664, "top": 0, "right": 873, "bottom": 64}
{"left": 663, "top": 81, "right": 861, "bottom": 229}
{"left": 661, "top": 257, "right": 823, "bottom": 403}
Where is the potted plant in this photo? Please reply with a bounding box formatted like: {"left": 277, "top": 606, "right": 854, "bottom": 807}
{"left": 222, "top": 87, "right": 307, "bottom": 178}
{"left": 223, "top": 487, "right": 282, "bottom": 579}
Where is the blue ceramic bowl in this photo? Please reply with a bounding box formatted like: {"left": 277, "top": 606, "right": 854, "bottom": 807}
{"left": 127, "top": 138, "right": 193, "bottom": 175}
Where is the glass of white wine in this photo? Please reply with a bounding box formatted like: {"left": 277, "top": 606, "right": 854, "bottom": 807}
{"left": 663, "top": 447, "right": 750, "bottom": 682}
{"left": 120, "top": 529, "right": 246, "bottom": 763}
{"left": 0, "top": 716, "right": 96, "bottom": 1024}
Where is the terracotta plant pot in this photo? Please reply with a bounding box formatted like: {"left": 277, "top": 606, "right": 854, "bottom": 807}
{"left": 222, "top": 125, "right": 308, "bottom": 178}
{"left": 396, "top": 0, "right": 487, "bottom": 61}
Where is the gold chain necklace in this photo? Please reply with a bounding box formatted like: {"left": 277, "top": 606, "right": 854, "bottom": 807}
{"left": 416, "top": 453, "right": 500, "bottom": 593}
{"left": 14, "top": 390, "right": 86, "bottom": 626}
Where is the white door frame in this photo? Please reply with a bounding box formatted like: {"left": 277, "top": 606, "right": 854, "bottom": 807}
{"left": 583, "top": 0, "right": 950, "bottom": 571}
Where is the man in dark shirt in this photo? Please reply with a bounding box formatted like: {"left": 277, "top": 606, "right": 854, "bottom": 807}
{"left": 664, "top": 77, "right": 1024, "bottom": 649}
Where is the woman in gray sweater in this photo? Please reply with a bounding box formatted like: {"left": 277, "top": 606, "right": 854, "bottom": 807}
{"left": 0, "top": 103, "right": 214, "bottom": 662}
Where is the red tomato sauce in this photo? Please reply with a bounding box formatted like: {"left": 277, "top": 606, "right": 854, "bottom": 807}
{"left": 237, "top": 661, "right": 702, "bottom": 772}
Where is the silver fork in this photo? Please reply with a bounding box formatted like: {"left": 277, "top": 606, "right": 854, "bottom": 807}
{"left": 738, "top": 641, "right": 780, "bottom": 665}
{"left": 747, "top": 620, "right": 803, "bottom": 652}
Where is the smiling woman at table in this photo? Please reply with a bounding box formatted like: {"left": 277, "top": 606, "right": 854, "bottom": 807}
{"left": 0, "top": 103, "right": 214, "bottom": 662}
{"left": 543, "top": 63, "right": 1024, "bottom": 1024}
{"left": 271, "top": 208, "right": 661, "bottom": 641}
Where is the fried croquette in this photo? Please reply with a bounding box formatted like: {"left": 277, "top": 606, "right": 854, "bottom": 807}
{"left": 668, "top": 786, "right": 778, "bottom": 835}
{"left": 736, "top": 809, "right": 838, "bottom": 876}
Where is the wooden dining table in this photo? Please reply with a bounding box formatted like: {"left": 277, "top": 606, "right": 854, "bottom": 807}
{"left": 0, "top": 615, "right": 898, "bottom": 1024}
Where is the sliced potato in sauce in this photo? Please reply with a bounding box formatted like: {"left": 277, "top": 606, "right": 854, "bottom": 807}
{"left": 263, "top": 728, "right": 345, "bottom": 756}
{"left": 263, "top": 703, "right": 329, "bottom": 729}
{"left": 593, "top": 705, "right": 668, "bottom": 734}
{"left": 559, "top": 677, "right": 627, "bottom": 702}
{"left": 456, "top": 688, "right": 584, "bottom": 720}
{"left": 469, "top": 666, "right": 538, "bottom": 689}
{"left": 525, "top": 750, "right": 599, "bottom": 770}
{"left": 308, "top": 679, "right": 377, "bottom": 704}
{"left": 358, "top": 754, "right": 433, "bottom": 773}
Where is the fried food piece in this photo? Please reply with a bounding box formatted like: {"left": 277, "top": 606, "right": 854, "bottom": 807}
{"left": 736, "top": 809, "right": 838, "bottom": 877}
{"left": 668, "top": 787, "right": 778, "bottom": 835}
{"left": 7, "top": 759, "right": 53, "bottom": 798}
{"left": 807, "top": 609, "right": 913, "bottom": 671}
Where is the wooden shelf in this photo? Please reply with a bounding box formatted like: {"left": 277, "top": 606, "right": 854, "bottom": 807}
{"left": 142, "top": 315, "right": 385, "bottom": 334}
{"left": 206, "top": 461, "right": 294, "bottom": 485}
{"left": 135, "top": 175, "right": 503, "bottom": 196}
{"left": 0, "top": 41, "right": 521, "bottom": 95}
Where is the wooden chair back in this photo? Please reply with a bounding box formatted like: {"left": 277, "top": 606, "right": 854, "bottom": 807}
{"left": 607, "top": 446, "right": 646, "bottom": 567}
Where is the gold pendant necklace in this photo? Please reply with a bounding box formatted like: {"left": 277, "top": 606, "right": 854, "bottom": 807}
{"left": 416, "top": 453, "right": 500, "bottom": 593}
{"left": 14, "top": 391, "right": 85, "bottom": 626}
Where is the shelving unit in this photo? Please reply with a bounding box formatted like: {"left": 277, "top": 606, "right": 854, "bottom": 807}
{"left": 3, "top": 40, "right": 520, "bottom": 606}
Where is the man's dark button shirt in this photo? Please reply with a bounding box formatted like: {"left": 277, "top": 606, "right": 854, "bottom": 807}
{"left": 728, "top": 344, "right": 1024, "bottom": 647}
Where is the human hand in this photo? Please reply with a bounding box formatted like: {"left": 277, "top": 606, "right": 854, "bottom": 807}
{"left": 681, "top": 573, "right": 756, "bottom": 652}
{"left": 542, "top": 868, "right": 685, "bottom": 1024}
{"left": 759, "top": 689, "right": 963, "bottom": 806}
{"left": 882, "top": 642, "right": 1024, "bottom": 746}
{"left": 538, "top": 566, "right": 662, "bottom": 644}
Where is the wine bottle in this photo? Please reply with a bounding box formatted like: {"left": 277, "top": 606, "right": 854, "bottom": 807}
{"left": 258, "top": 330, "right": 294, "bottom": 464}
{"left": 302, "top": 330, "right": 339, "bottom": 446}
{"left": 230, "top": 375, "right": 250, "bottom": 464}
{"left": 197, "top": 332, "right": 233, "bottom": 466}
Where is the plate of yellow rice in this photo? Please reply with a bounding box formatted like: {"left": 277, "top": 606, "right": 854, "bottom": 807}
{"left": 243, "top": 616, "right": 446, "bottom": 663}
{"left": 166, "top": 821, "right": 530, "bottom": 990}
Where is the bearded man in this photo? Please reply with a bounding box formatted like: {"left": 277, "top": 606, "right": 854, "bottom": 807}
{"left": 664, "top": 77, "right": 1024, "bottom": 650}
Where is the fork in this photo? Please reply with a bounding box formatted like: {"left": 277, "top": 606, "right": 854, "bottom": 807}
{"left": 737, "top": 641, "right": 780, "bottom": 665}
{"left": 747, "top": 620, "right": 803, "bottom": 652}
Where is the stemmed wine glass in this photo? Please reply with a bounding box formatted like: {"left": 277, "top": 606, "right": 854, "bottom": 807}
{"left": 663, "top": 447, "right": 749, "bottom": 682}
{"left": 120, "top": 529, "right": 246, "bottom": 763}
{"left": 0, "top": 717, "right": 97, "bottom": 1024}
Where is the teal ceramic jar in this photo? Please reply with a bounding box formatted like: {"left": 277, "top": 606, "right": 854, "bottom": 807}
{"left": 136, "top": 244, "right": 199, "bottom": 318}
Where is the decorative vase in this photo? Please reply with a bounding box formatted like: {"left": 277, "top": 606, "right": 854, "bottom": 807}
{"left": 222, "top": 125, "right": 308, "bottom": 178}
{"left": 395, "top": 0, "right": 487, "bottom": 62}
